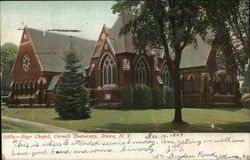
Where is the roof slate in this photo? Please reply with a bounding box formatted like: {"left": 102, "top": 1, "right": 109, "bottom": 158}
{"left": 109, "top": 12, "right": 136, "bottom": 54}
{"left": 27, "top": 28, "right": 96, "bottom": 73}
{"left": 180, "top": 33, "right": 213, "bottom": 68}
{"left": 108, "top": 13, "right": 213, "bottom": 68}
{"left": 47, "top": 75, "right": 60, "bottom": 91}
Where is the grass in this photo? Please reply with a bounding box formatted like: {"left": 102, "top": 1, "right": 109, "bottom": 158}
{"left": 2, "top": 120, "right": 50, "bottom": 133}
{"left": 1, "top": 105, "right": 250, "bottom": 132}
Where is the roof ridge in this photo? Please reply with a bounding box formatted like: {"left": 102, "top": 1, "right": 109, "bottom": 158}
{"left": 27, "top": 27, "right": 96, "bottom": 42}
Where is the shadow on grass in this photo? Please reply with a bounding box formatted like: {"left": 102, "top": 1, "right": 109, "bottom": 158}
{"left": 94, "top": 121, "right": 250, "bottom": 133}
{"left": 208, "top": 107, "right": 245, "bottom": 112}
{"left": 184, "top": 106, "right": 244, "bottom": 112}
{"left": 52, "top": 116, "right": 92, "bottom": 121}
{"left": 93, "top": 105, "right": 174, "bottom": 111}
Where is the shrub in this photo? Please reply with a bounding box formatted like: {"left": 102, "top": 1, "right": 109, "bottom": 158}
{"left": 241, "top": 93, "right": 250, "bottom": 108}
{"left": 28, "top": 98, "right": 34, "bottom": 107}
{"left": 118, "top": 87, "right": 175, "bottom": 109}
{"left": 165, "top": 88, "right": 175, "bottom": 108}
{"left": 14, "top": 98, "right": 19, "bottom": 106}
{"left": 133, "top": 87, "right": 152, "bottom": 109}
{"left": 118, "top": 87, "right": 133, "bottom": 109}
{"left": 151, "top": 88, "right": 165, "bottom": 108}
{"left": 46, "top": 100, "right": 51, "bottom": 108}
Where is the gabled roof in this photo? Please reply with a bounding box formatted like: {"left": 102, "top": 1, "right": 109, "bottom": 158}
{"left": 92, "top": 25, "right": 109, "bottom": 58}
{"left": 27, "top": 28, "right": 96, "bottom": 73}
{"left": 109, "top": 12, "right": 136, "bottom": 54}
{"left": 92, "top": 39, "right": 105, "bottom": 58}
{"left": 180, "top": 33, "right": 213, "bottom": 68}
{"left": 107, "top": 13, "right": 213, "bottom": 69}
{"left": 47, "top": 75, "right": 60, "bottom": 91}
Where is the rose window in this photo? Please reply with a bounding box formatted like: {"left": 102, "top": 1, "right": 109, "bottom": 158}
{"left": 23, "top": 54, "right": 31, "bottom": 71}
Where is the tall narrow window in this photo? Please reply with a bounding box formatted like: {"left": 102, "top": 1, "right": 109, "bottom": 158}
{"left": 135, "top": 58, "right": 148, "bottom": 85}
{"left": 225, "top": 77, "right": 232, "bottom": 94}
{"left": 188, "top": 75, "right": 195, "bottom": 94}
{"left": 213, "top": 74, "right": 220, "bottom": 94}
{"left": 102, "top": 54, "right": 116, "bottom": 85}
{"left": 161, "top": 63, "right": 169, "bottom": 87}
{"left": 24, "top": 81, "right": 28, "bottom": 95}
{"left": 15, "top": 82, "right": 19, "bottom": 95}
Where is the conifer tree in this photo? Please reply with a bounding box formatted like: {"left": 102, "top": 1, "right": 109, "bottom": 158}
{"left": 54, "top": 43, "right": 90, "bottom": 120}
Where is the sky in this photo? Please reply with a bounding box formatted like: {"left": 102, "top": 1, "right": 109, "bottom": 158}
{"left": 0, "top": 1, "right": 118, "bottom": 45}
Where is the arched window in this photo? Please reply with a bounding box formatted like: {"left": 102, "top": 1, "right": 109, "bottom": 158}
{"left": 15, "top": 82, "right": 19, "bottom": 95}
{"left": 161, "top": 62, "right": 170, "bottom": 87}
{"left": 135, "top": 58, "right": 148, "bottom": 85}
{"left": 188, "top": 75, "right": 195, "bottom": 94}
{"left": 213, "top": 74, "right": 221, "bottom": 94}
{"left": 20, "top": 82, "right": 24, "bottom": 95}
{"left": 225, "top": 76, "right": 232, "bottom": 94}
{"left": 14, "top": 82, "right": 18, "bottom": 90}
{"left": 28, "top": 81, "right": 33, "bottom": 95}
{"left": 102, "top": 54, "right": 116, "bottom": 85}
{"left": 24, "top": 81, "right": 29, "bottom": 95}
{"left": 33, "top": 80, "right": 38, "bottom": 95}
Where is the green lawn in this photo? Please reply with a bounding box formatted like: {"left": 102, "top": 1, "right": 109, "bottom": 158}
{"left": 1, "top": 105, "right": 250, "bottom": 132}
{"left": 2, "top": 120, "right": 50, "bottom": 133}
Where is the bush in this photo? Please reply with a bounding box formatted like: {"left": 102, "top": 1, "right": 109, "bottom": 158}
{"left": 14, "top": 98, "right": 19, "bottom": 105}
{"left": 241, "top": 93, "right": 250, "bottom": 108}
{"left": 151, "top": 88, "right": 165, "bottom": 108}
{"left": 29, "top": 98, "right": 34, "bottom": 107}
{"left": 133, "top": 87, "right": 152, "bottom": 109}
{"left": 118, "top": 87, "right": 175, "bottom": 109}
{"left": 118, "top": 87, "right": 133, "bottom": 109}
{"left": 165, "top": 88, "right": 175, "bottom": 108}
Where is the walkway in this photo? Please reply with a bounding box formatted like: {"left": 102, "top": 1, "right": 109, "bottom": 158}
{"left": 2, "top": 116, "right": 78, "bottom": 133}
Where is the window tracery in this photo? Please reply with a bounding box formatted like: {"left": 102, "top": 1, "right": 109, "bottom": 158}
{"left": 23, "top": 54, "right": 31, "bottom": 71}
{"left": 135, "top": 58, "right": 148, "bottom": 85}
{"left": 161, "top": 62, "right": 170, "bottom": 87}
{"left": 102, "top": 54, "right": 116, "bottom": 85}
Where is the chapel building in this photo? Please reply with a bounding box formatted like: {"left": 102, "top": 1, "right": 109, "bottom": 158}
{"left": 8, "top": 13, "right": 240, "bottom": 107}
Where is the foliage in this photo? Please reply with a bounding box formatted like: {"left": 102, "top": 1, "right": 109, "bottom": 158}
{"left": 1, "top": 43, "right": 18, "bottom": 96}
{"left": 202, "top": 0, "right": 249, "bottom": 75}
{"left": 240, "top": 62, "right": 250, "bottom": 94}
{"left": 118, "top": 87, "right": 169, "bottom": 109}
{"left": 14, "top": 98, "right": 19, "bottom": 106}
{"left": 151, "top": 88, "right": 165, "bottom": 108}
{"left": 54, "top": 43, "right": 90, "bottom": 120}
{"left": 29, "top": 98, "right": 34, "bottom": 107}
{"left": 215, "top": 69, "right": 227, "bottom": 76}
{"left": 165, "top": 88, "right": 175, "bottom": 108}
{"left": 118, "top": 87, "right": 134, "bottom": 109}
{"left": 133, "top": 87, "right": 152, "bottom": 109}
{"left": 112, "top": 0, "right": 210, "bottom": 122}
{"left": 241, "top": 93, "right": 250, "bottom": 108}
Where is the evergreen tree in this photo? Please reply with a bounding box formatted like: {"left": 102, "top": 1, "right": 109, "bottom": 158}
{"left": 54, "top": 43, "right": 90, "bottom": 120}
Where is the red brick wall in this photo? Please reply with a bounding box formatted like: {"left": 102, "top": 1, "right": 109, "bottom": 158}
{"left": 9, "top": 28, "right": 46, "bottom": 106}
{"left": 12, "top": 42, "right": 42, "bottom": 81}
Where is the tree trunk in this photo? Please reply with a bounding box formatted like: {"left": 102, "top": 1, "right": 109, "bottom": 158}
{"left": 173, "top": 52, "right": 183, "bottom": 123}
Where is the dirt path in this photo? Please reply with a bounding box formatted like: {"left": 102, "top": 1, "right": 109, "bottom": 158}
{"left": 2, "top": 116, "right": 78, "bottom": 133}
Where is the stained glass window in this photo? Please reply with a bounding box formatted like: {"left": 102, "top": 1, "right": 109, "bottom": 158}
{"left": 161, "top": 63, "right": 170, "bottom": 87}
{"left": 102, "top": 54, "right": 116, "bottom": 85}
{"left": 135, "top": 59, "right": 147, "bottom": 85}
